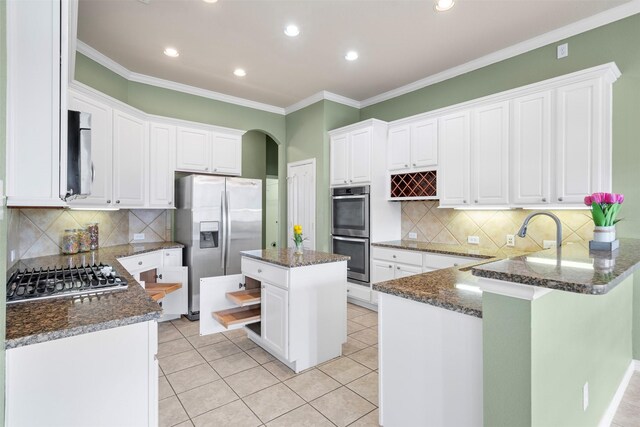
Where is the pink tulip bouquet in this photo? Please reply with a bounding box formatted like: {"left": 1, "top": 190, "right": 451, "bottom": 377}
{"left": 584, "top": 192, "right": 624, "bottom": 227}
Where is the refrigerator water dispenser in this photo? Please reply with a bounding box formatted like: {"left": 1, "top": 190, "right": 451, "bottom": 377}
{"left": 200, "top": 221, "right": 219, "bottom": 248}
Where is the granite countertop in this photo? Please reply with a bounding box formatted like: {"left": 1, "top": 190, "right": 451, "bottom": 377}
{"left": 241, "top": 248, "right": 349, "bottom": 268}
{"left": 373, "top": 260, "right": 490, "bottom": 318}
{"left": 471, "top": 239, "right": 640, "bottom": 295}
{"left": 6, "top": 242, "right": 184, "bottom": 349}
{"left": 372, "top": 240, "right": 526, "bottom": 259}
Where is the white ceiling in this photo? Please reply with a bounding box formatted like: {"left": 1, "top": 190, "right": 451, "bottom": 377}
{"left": 77, "top": 0, "right": 631, "bottom": 109}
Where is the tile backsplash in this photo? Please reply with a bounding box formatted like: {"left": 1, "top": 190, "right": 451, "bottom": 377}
{"left": 7, "top": 208, "right": 173, "bottom": 267}
{"left": 401, "top": 200, "right": 593, "bottom": 252}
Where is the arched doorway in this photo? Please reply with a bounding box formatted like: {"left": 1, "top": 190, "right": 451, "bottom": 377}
{"left": 241, "top": 130, "right": 282, "bottom": 249}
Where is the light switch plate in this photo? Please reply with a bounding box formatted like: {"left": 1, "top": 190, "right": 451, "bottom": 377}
{"left": 133, "top": 233, "right": 145, "bottom": 241}
{"left": 408, "top": 232, "right": 418, "bottom": 239}
{"left": 468, "top": 236, "right": 480, "bottom": 245}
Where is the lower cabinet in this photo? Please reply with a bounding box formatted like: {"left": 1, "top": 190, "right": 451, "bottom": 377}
{"left": 200, "top": 257, "right": 347, "bottom": 373}
{"left": 119, "top": 249, "right": 188, "bottom": 321}
{"left": 5, "top": 321, "right": 158, "bottom": 427}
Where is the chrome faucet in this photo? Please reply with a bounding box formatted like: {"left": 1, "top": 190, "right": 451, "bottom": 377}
{"left": 517, "top": 211, "right": 563, "bottom": 247}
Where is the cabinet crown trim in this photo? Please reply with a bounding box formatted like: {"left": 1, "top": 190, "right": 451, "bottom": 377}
{"left": 328, "top": 118, "right": 388, "bottom": 136}
{"left": 387, "top": 62, "right": 621, "bottom": 127}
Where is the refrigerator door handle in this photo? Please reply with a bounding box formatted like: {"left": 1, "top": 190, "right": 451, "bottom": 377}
{"left": 225, "top": 191, "right": 231, "bottom": 270}
{"left": 220, "top": 190, "right": 226, "bottom": 271}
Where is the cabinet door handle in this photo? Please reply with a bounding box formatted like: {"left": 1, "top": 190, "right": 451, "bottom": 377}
{"left": 404, "top": 164, "right": 408, "bottom": 167}
{"left": 116, "top": 200, "right": 120, "bottom": 204}
{"left": 205, "top": 167, "right": 209, "bottom": 171}
{"left": 168, "top": 201, "right": 172, "bottom": 205}
{"left": 542, "top": 198, "right": 547, "bottom": 202}
{"left": 558, "top": 197, "right": 563, "bottom": 202}
{"left": 463, "top": 200, "right": 467, "bottom": 204}
{"left": 166, "top": 253, "right": 170, "bottom": 256}
{"left": 413, "top": 163, "right": 416, "bottom": 166}
{"left": 349, "top": 179, "right": 353, "bottom": 183}
{"left": 474, "top": 200, "right": 478, "bottom": 204}
{"left": 396, "top": 266, "right": 400, "bottom": 270}
{"left": 107, "top": 200, "right": 111, "bottom": 204}
{"left": 214, "top": 168, "right": 218, "bottom": 172}
{"left": 257, "top": 269, "right": 262, "bottom": 273}
{"left": 344, "top": 180, "right": 347, "bottom": 184}
{"left": 388, "top": 265, "right": 392, "bottom": 268}
{"left": 138, "top": 261, "right": 143, "bottom": 265}
{"left": 392, "top": 255, "right": 396, "bottom": 258}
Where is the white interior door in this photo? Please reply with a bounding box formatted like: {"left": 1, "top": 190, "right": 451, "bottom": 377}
{"left": 287, "top": 159, "right": 316, "bottom": 250}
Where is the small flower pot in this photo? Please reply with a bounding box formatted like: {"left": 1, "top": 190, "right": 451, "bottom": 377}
{"left": 593, "top": 226, "right": 616, "bottom": 243}
{"left": 294, "top": 241, "right": 304, "bottom": 255}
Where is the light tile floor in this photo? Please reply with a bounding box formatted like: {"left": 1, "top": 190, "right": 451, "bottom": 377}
{"left": 614, "top": 372, "right": 640, "bottom": 427}
{"left": 158, "top": 303, "right": 380, "bottom": 427}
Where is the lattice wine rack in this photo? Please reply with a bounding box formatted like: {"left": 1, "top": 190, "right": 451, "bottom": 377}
{"left": 390, "top": 170, "right": 437, "bottom": 199}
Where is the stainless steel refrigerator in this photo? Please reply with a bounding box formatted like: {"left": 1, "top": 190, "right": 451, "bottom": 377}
{"left": 175, "top": 175, "right": 262, "bottom": 320}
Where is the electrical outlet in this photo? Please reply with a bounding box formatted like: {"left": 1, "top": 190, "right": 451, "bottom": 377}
{"left": 543, "top": 240, "right": 557, "bottom": 249}
{"left": 583, "top": 382, "right": 589, "bottom": 411}
{"left": 506, "top": 235, "right": 515, "bottom": 247}
{"left": 10, "top": 250, "right": 15, "bottom": 263}
{"left": 408, "top": 232, "right": 418, "bottom": 239}
{"left": 133, "top": 233, "right": 145, "bottom": 241}
{"left": 468, "top": 236, "right": 480, "bottom": 245}
{"left": 557, "top": 43, "right": 568, "bottom": 59}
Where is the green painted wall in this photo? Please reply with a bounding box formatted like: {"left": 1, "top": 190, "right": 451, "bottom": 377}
{"left": 266, "top": 136, "right": 278, "bottom": 176}
{"left": 75, "top": 52, "right": 128, "bottom": 103}
{"left": 531, "top": 278, "right": 632, "bottom": 427}
{"left": 241, "top": 131, "right": 267, "bottom": 249}
{"left": 483, "top": 293, "right": 532, "bottom": 427}
{"left": 0, "top": 0, "right": 7, "bottom": 420}
{"left": 285, "top": 100, "right": 359, "bottom": 251}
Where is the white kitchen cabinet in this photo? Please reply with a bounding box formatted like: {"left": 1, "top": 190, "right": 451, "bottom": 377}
{"left": 438, "top": 110, "right": 471, "bottom": 207}
{"left": 67, "top": 91, "right": 114, "bottom": 208}
{"left": 262, "top": 282, "right": 289, "bottom": 359}
{"left": 211, "top": 132, "right": 242, "bottom": 175}
{"left": 113, "top": 110, "right": 148, "bottom": 208}
{"left": 6, "top": 0, "right": 68, "bottom": 207}
{"left": 387, "top": 118, "right": 438, "bottom": 172}
{"left": 330, "top": 133, "right": 350, "bottom": 185}
{"left": 329, "top": 122, "right": 381, "bottom": 187}
{"left": 395, "top": 263, "right": 423, "bottom": 278}
{"left": 555, "top": 78, "right": 607, "bottom": 204}
{"left": 372, "top": 259, "right": 395, "bottom": 283}
{"left": 176, "top": 127, "right": 242, "bottom": 176}
{"left": 149, "top": 123, "right": 176, "bottom": 208}
{"left": 176, "top": 127, "right": 211, "bottom": 172}
{"left": 511, "top": 91, "right": 552, "bottom": 205}
{"left": 119, "top": 249, "right": 188, "bottom": 320}
{"left": 201, "top": 256, "right": 347, "bottom": 373}
{"left": 471, "top": 101, "right": 509, "bottom": 205}
{"left": 6, "top": 321, "right": 158, "bottom": 427}
{"left": 387, "top": 125, "right": 411, "bottom": 171}
{"left": 349, "top": 128, "right": 373, "bottom": 184}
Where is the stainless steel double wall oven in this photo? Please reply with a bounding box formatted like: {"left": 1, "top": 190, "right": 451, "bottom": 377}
{"left": 331, "top": 186, "right": 370, "bottom": 284}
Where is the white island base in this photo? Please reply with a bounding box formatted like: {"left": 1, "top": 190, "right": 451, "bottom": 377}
{"left": 200, "top": 253, "right": 348, "bottom": 373}
{"left": 379, "top": 293, "right": 483, "bottom": 427}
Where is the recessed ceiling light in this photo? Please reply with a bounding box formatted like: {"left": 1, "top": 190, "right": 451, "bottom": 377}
{"left": 345, "top": 51, "right": 359, "bottom": 61}
{"left": 284, "top": 24, "right": 300, "bottom": 37}
{"left": 203, "top": 0, "right": 218, "bottom": 3}
{"left": 435, "top": 0, "right": 455, "bottom": 12}
{"left": 233, "top": 68, "right": 247, "bottom": 77}
{"left": 163, "top": 47, "right": 179, "bottom": 58}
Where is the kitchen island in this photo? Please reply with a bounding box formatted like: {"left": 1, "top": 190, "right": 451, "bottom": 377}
{"left": 200, "top": 248, "right": 349, "bottom": 373}
{"left": 5, "top": 242, "right": 184, "bottom": 427}
{"left": 375, "top": 240, "right": 640, "bottom": 427}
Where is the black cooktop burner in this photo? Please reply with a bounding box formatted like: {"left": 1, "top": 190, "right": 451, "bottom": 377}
{"left": 6, "top": 263, "right": 128, "bottom": 304}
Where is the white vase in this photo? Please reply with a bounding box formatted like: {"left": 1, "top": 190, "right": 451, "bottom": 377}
{"left": 593, "top": 226, "right": 616, "bottom": 243}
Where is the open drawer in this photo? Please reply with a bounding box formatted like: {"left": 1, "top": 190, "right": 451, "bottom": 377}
{"left": 200, "top": 274, "right": 261, "bottom": 335}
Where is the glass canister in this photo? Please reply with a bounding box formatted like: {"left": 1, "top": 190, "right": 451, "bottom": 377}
{"left": 78, "top": 228, "right": 91, "bottom": 252}
{"left": 62, "top": 229, "right": 80, "bottom": 255}
{"left": 87, "top": 222, "right": 99, "bottom": 250}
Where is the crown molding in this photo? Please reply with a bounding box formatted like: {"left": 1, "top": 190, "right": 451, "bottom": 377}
{"left": 359, "top": 0, "right": 640, "bottom": 108}
{"left": 76, "top": 40, "right": 131, "bottom": 80}
{"left": 284, "top": 91, "right": 361, "bottom": 115}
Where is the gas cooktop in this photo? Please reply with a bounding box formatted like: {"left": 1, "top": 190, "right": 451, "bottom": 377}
{"left": 6, "top": 263, "right": 128, "bottom": 304}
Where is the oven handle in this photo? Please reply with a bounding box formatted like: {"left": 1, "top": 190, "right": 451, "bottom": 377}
{"left": 332, "top": 195, "right": 367, "bottom": 200}
{"left": 332, "top": 236, "right": 368, "bottom": 243}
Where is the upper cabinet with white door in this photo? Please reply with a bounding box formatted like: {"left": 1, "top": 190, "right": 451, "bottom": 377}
{"left": 329, "top": 119, "right": 387, "bottom": 187}
{"left": 113, "top": 110, "right": 148, "bottom": 208}
{"left": 6, "top": 0, "right": 69, "bottom": 207}
{"left": 438, "top": 110, "right": 471, "bottom": 207}
{"left": 149, "top": 123, "right": 176, "bottom": 208}
{"left": 387, "top": 118, "right": 438, "bottom": 172}
{"left": 176, "top": 127, "right": 243, "bottom": 176}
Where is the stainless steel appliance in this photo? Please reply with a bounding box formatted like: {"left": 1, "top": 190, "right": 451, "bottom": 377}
{"left": 63, "top": 110, "right": 93, "bottom": 201}
{"left": 331, "top": 186, "right": 370, "bottom": 237}
{"left": 6, "top": 264, "right": 128, "bottom": 304}
{"left": 331, "top": 185, "right": 371, "bottom": 284}
{"left": 175, "top": 175, "right": 262, "bottom": 320}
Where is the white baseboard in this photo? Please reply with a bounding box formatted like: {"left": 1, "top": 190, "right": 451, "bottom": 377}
{"left": 598, "top": 359, "right": 639, "bottom": 427}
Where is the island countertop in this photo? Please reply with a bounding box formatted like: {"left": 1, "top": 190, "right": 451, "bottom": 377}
{"left": 471, "top": 238, "right": 640, "bottom": 295}
{"left": 6, "top": 242, "right": 184, "bottom": 349}
{"left": 241, "top": 248, "right": 349, "bottom": 268}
